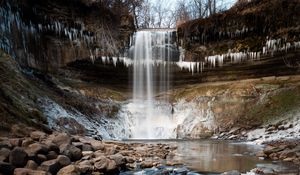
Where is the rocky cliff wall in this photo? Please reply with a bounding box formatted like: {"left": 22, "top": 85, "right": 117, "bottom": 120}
{"left": 0, "top": 0, "right": 134, "bottom": 72}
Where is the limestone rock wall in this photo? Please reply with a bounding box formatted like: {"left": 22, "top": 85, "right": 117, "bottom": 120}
{"left": 0, "top": 0, "right": 134, "bottom": 72}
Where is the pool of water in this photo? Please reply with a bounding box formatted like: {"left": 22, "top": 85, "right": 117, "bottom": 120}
{"left": 124, "top": 139, "right": 299, "bottom": 174}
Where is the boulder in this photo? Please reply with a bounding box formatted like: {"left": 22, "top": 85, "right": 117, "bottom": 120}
{"left": 57, "top": 155, "right": 71, "bottom": 167}
{"left": 60, "top": 144, "right": 82, "bottom": 161}
{"left": 91, "top": 140, "right": 104, "bottom": 151}
{"left": 57, "top": 165, "right": 79, "bottom": 175}
{"left": 72, "top": 142, "right": 83, "bottom": 149}
{"left": 25, "top": 160, "right": 38, "bottom": 170}
{"left": 94, "top": 156, "right": 108, "bottom": 171}
{"left": 109, "top": 154, "right": 126, "bottom": 166}
{"left": 0, "top": 139, "right": 12, "bottom": 149}
{"left": 263, "top": 146, "right": 284, "bottom": 155}
{"left": 36, "top": 154, "right": 47, "bottom": 164}
{"left": 82, "top": 144, "right": 93, "bottom": 151}
{"left": 21, "top": 138, "right": 34, "bottom": 148}
{"left": 82, "top": 151, "right": 93, "bottom": 157}
{"left": 47, "top": 151, "right": 58, "bottom": 160}
{"left": 14, "top": 168, "right": 48, "bottom": 175}
{"left": 44, "top": 142, "right": 60, "bottom": 154}
{"left": 0, "top": 161, "right": 15, "bottom": 175}
{"left": 39, "top": 159, "right": 61, "bottom": 175}
{"left": 0, "top": 148, "right": 11, "bottom": 162}
{"left": 106, "top": 160, "right": 117, "bottom": 172}
{"left": 30, "top": 131, "right": 47, "bottom": 141}
{"left": 26, "top": 143, "right": 48, "bottom": 157}
{"left": 9, "top": 138, "right": 22, "bottom": 147}
{"left": 51, "top": 133, "right": 71, "bottom": 147}
{"left": 9, "top": 147, "right": 28, "bottom": 167}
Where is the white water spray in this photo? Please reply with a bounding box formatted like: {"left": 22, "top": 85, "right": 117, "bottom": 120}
{"left": 130, "top": 30, "right": 175, "bottom": 139}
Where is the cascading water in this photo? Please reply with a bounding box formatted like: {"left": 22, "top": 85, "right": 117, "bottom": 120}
{"left": 129, "top": 30, "right": 176, "bottom": 139}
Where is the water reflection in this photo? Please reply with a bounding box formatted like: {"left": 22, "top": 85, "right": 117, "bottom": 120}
{"left": 173, "top": 140, "right": 265, "bottom": 173}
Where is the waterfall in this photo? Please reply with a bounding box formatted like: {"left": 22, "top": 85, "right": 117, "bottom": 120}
{"left": 129, "top": 30, "right": 175, "bottom": 139}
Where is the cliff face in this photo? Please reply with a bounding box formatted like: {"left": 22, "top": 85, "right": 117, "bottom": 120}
{"left": 0, "top": 0, "right": 134, "bottom": 72}
{"left": 174, "top": 0, "right": 300, "bottom": 83}
{"left": 177, "top": 0, "right": 300, "bottom": 59}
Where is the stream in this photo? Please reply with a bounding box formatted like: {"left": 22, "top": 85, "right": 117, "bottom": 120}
{"left": 122, "top": 140, "right": 299, "bottom": 175}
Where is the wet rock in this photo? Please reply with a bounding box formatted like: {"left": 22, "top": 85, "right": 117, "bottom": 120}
{"left": 174, "top": 167, "right": 189, "bottom": 174}
{"left": 25, "top": 160, "right": 38, "bottom": 170}
{"left": 256, "top": 151, "right": 267, "bottom": 158}
{"left": 57, "top": 155, "right": 71, "bottom": 167}
{"left": 0, "top": 161, "right": 15, "bottom": 175}
{"left": 9, "top": 147, "right": 28, "bottom": 167}
{"left": 39, "top": 159, "right": 61, "bottom": 175}
{"left": 263, "top": 146, "right": 284, "bottom": 155}
{"left": 0, "top": 148, "right": 11, "bottom": 162}
{"left": 269, "top": 153, "right": 279, "bottom": 160}
{"left": 30, "top": 131, "right": 47, "bottom": 141}
{"left": 140, "top": 161, "right": 153, "bottom": 168}
{"left": 283, "top": 157, "right": 294, "bottom": 162}
{"left": 57, "top": 165, "right": 79, "bottom": 175}
{"left": 125, "top": 156, "right": 135, "bottom": 163}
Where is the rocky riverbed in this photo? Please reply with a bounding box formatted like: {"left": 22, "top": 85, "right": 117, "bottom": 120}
{"left": 0, "top": 129, "right": 179, "bottom": 175}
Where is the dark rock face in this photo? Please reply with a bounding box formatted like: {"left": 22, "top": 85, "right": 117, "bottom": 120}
{"left": 9, "top": 147, "right": 28, "bottom": 167}
{"left": 0, "top": 0, "right": 134, "bottom": 72}
{"left": 177, "top": 0, "right": 300, "bottom": 59}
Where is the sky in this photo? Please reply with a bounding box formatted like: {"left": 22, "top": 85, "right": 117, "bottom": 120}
{"left": 151, "top": 0, "right": 237, "bottom": 10}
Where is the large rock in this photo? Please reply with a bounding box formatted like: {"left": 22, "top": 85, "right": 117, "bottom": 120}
{"left": 25, "top": 160, "right": 38, "bottom": 170}
{"left": 60, "top": 144, "right": 82, "bottom": 161}
{"left": 0, "top": 161, "right": 15, "bottom": 175}
{"left": 26, "top": 143, "right": 49, "bottom": 157}
{"left": 51, "top": 133, "right": 71, "bottom": 147}
{"left": 30, "top": 131, "right": 47, "bottom": 141}
{"left": 106, "top": 160, "right": 117, "bottom": 172}
{"left": 57, "top": 155, "right": 71, "bottom": 167}
{"left": 91, "top": 140, "right": 105, "bottom": 151}
{"left": 14, "top": 168, "right": 48, "bottom": 175}
{"left": 0, "top": 139, "right": 12, "bottom": 149}
{"left": 9, "top": 138, "right": 22, "bottom": 147}
{"left": 94, "top": 156, "right": 109, "bottom": 171}
{"left": 57, "top": 165, "right": 79, "bottom": 175}
{"left": 77, "top": 160, "right": 93, "bottom": 173}
{"left": 39, "top": 159, "right": 61, "bottom": 175}
{"left": 109, "top": 154, "right": 126, "bottom": 166}
{"left": 21, "top": 138, "right": 34, "bottom": 148}
{"left": 9, "top": 147, "right": 28, "bottom": 167}
{"left": 47, "top": 151, "right": 58, "bottom": 160}
{"left": 0, "top": 148, "right": 11, "bottom": 162}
